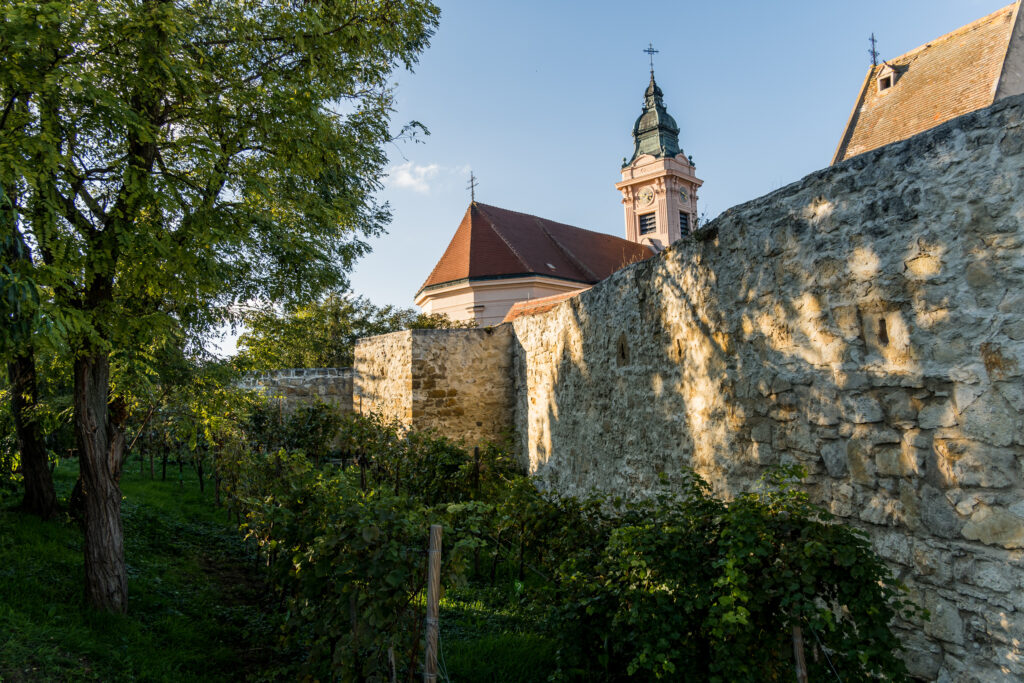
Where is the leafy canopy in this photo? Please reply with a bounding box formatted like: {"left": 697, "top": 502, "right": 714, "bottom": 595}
{"left": 235, "top": 292, "right": 472, "bottom": 369}
{"left": 0, "top": 0, "right": 440, "bottom": 359}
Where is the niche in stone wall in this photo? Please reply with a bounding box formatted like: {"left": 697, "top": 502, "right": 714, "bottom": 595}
{"left": 616, "top": 333, "right": 630, "bottom": 367}
{"left": 859, "top": 304, "right": 913, "bottom": 369}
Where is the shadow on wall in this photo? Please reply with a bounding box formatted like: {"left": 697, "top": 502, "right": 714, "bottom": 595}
{"left": 511, "top": 93, "right": 1024, "bottom": 681}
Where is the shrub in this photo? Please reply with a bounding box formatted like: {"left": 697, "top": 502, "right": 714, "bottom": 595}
{"left": 222, "top": 448, "right": 476, "bottom": 681}
{"left": 223, "top": 411, "right": 919, "bottom": 682}
{"left": 549, "top": 467, "right": 922, "bottom": 682}
{"left": 241, "top": 397, "right": 342, "bottom": 465}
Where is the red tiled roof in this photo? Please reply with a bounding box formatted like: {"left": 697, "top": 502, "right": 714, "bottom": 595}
{"left": 417, "top": 203, "right": 652, "bottom": 294}
{"left": 502, "top": 290, "right": 585, "bottom": 323}
{"left": 833, "top": 3, "right": 1019, "bottom": 163}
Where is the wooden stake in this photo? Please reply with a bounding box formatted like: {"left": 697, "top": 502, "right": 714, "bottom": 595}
{"left": 793, "top": 625, "right": 808, "bottom": 683}
{"left": 424, "top": 524, "right": 442, "bottom": 683}
{"left": 472, "top": 446, "right": 480, "bottom": 496}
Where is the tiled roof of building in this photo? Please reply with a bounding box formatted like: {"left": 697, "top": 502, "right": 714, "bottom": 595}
{"left": 501, "top": 290, "right": 585, "bottom": 323}
{"left": 833, "top": 2, "right": 1020, "bottom": 163}
{"left": 417, "top": 202, "right": 652, "bottom": 294}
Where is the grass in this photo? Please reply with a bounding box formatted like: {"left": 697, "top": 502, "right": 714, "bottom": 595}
{"left": 0, "top": 459, "right": 281, "bottom": 682}
{"left": 439, "top": 584, "right": 558, "bottom": 682}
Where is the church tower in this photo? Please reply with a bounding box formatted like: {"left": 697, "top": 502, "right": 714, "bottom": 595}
{"left": 615, "top": 69, "right": 703, "bottom": 252}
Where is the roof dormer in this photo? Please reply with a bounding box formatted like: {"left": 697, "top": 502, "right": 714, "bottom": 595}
{"left": 876, "top": 63, "right": 898, "bottom": 92}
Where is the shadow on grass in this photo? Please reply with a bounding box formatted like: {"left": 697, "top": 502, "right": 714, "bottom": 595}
{"left": 440, "top": 587, "right": 557, "bottom": 683}
{"left": 0, "top": 460, "right": 285, "bottom": 682}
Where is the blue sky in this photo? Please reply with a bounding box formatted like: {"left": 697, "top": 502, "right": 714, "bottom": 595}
{"left": 343, "top": 0, "right": 1008, "bottom": 312}
{"left": 213, "top": 0, "right": 1007, "bottom": 355}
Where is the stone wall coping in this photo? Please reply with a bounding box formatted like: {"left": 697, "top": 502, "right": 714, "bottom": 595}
{"left": 354, "top": 329, "right": 413, "bottom": 347}
{"left": 241, "top": 367, "right": 354, "bottom": 383}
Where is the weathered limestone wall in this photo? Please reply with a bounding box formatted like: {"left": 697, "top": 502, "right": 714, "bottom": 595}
{"left": 410, "top": 327, "right": 514, "bottom": 446}
{"left": 354, "top": 330, "right": 414, "bottom": 426}
{"left": 511, "top": 94, "right": 1024, "bottom": 682}
{"left": 354, "top": 328, "right": 514, "bottom": 445}
{"left": 240, "top": 368, "right": 353, "bottom": 413}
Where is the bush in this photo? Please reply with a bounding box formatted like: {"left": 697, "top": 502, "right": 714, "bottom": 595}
{"left": 334, "top": 413, "right": 522, "bottom": 504}
{"left": 242, "top": 398, "right": 342, "bottom": 465}
{"left": 548, "top": 468, "right": 922, "bottom": 682}
{"left": 224, "top": 412, "right": 920, "bottom": 682}
{"left": 221, "top": 448, "right": 476, "bottom": 681}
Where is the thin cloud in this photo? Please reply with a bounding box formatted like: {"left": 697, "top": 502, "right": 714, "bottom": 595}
{"left": 386, "top": 162, "right": 474, "bottom": 194}
{"left": 387, "top": 161, "right": 441, "bottom": 194}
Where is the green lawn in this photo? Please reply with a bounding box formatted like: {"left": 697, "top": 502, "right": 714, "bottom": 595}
{"left": 0, "top": 461, "right": 281, "bottom": 682}
{"left": 440, "top": 588, "right": 556, "bottom": 682}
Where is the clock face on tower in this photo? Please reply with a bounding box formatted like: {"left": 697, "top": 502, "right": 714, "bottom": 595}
{"left": 679, "top": 188, "right": 690, "bottom": 204}
{"left": 638, "top": 186, "right": 655, "bottom": 207}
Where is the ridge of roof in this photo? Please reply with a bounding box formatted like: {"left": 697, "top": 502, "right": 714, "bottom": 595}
{"left": 416, "top": 202, "right": 651, "bottom": 295}
{"left": 417, "top": 203, "right": 528, "bottom": 293}
{"left": 417, "top": 204, "right": 473, "bottom": 293}
{"left": 833, "top": 2, "right": 1018, "bottom": 163}
{"left": 894, "top": 2, "right": 1017, "bottom": 63}
{"left": 831, "top": 68, "right": 875, "bottom": 165}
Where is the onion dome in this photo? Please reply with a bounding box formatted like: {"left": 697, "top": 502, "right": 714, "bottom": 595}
{"left": 625, "top": 71, "right": 681, "bottom": 166}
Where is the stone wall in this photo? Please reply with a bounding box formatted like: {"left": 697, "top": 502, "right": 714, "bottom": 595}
{"left": 354, "top": 327, "right": 514, "bottom": 445}
{"left": 240, "top": 368, "right": 353, "bottom": 413}
{"left": 354, "top": 330, "right": 414, "bottom": 425}
{"left": 511, "top": 95, "right": 1024, "bottom": 682}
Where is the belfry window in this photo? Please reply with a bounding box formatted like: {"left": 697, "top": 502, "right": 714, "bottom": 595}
{"left": 680, "top": 211, "right": 690, "bottom": 235}
{"left": 878, "top": 75, "right": 893, "bottom": 91}
{"left": 639, "top": 213, "right": 656, "bottom": 235}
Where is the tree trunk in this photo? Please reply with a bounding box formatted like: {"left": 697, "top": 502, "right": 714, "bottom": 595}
{"left": 73, "top": 352, "right": 127, "bottom": 613}
{"left": 7, "top": 351, "right": 58, "bottom": 519}
{"left": 195, "top": 454, "right": 205, "bottom": 493}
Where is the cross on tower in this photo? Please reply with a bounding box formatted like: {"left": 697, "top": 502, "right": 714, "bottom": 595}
{"left": 466, "top": 171, "right": 478, "bottom": 202}
{"left": 644, "top": 42, "right": 659, "bottom": 73}
{"left": 869, "top": 33, "right": 879, "bottom": 66}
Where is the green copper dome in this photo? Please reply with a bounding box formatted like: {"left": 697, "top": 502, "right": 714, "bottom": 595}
{"left": 625, "top": 72, "right": 681, "bottom": 166}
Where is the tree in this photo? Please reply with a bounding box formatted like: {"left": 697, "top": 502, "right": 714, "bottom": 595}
{"left": 1, "top": 215, "right": 58, "bottom": 518}
{"left": 0, "top": 0, "right": 439, "bottom": 612}
{"left": 236, "top": 292, "right": 472, "bottom": 370}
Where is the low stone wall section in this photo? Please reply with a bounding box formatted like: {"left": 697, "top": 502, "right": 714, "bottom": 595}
{"left": 511, "top": 94, "right": 1024, "bottom": 682}
{"left": 240, "top": 368, "right": 353, "bottom": 413}
{"left": 354, "top": 328, "right": 515, "bottom": 446}
{"left": 354, "top": 330, "right": 414, "bottom": 425}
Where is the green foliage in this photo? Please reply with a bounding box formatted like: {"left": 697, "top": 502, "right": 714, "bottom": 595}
{"left": 549, "top": 466, "right": 921, "bottom": 682}
{"left": 241, "top": 397, "right": 342, "bottom": 465}
{"left": 333, "top": 413, "right": 522, "bottom": 504}
{"left": 0, "top": 418, "right": 19, "bottom": 492}
{"left": 226, "top": 412, "right": 919, "bottom": 682}
{"left": 220, "top": 448, "right": 477, "bottom": 681}
{"left": 129, "top": 355, "right": 253, "bottom": 490}
{"left": 1, "top": 0, "right": 440, "bottom": 610}
{"left": 0, "top": 0, "right": 443, "bottom": 356}
{"left": 235, "top": 293, "right": 474, "bottom": 370}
